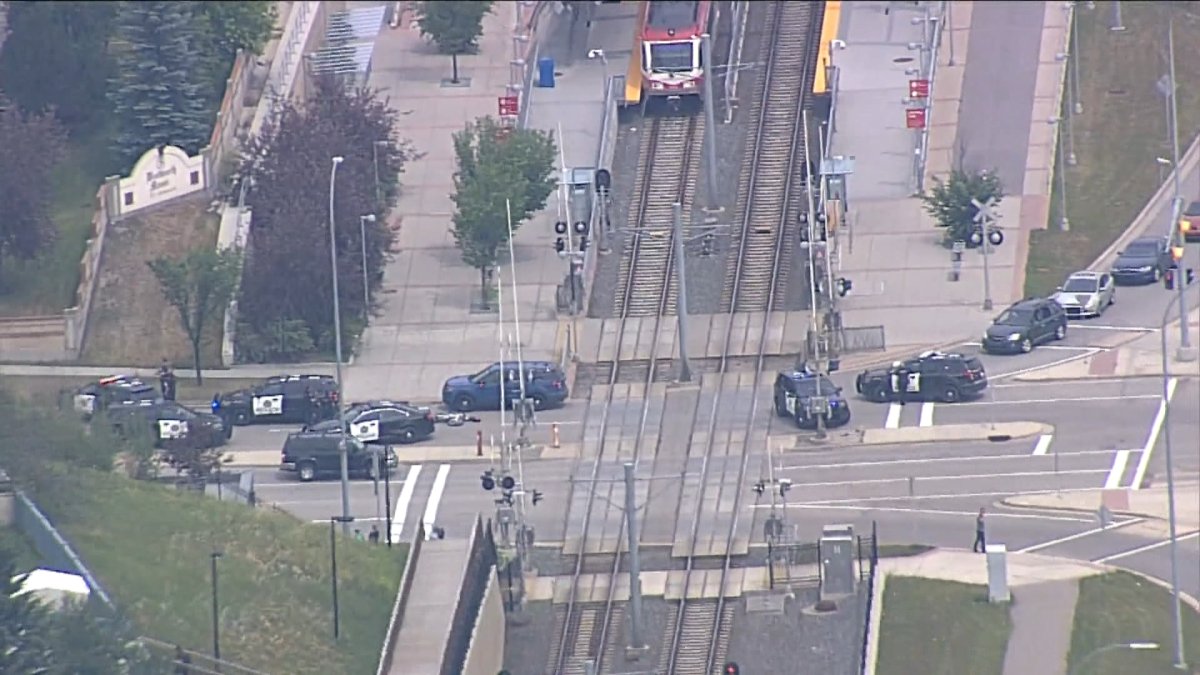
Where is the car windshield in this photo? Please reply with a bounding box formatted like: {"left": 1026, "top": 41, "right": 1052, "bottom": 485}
{"left": 1125, "top": 242, "right": 1158, "bottom": 256}
{"left": 469, "top": 366, "right": 494, "bottom": 382}
{"left": 794, "top": 376, "right": 838, "bottom": 396}
{"left": 995, "top": 309, "right": 1033, "bottom": 326}
{"left": 1062, "top": 277, "right": 1099, "bottom": 293}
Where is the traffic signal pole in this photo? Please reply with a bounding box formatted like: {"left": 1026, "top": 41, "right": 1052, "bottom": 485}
{"left": 672, "top": 202, "right": 694, "bottom": 382}
{"left": 1165, "top": 19, "right": 1195, "bottom": 362}
{"left": 623, "top": 462, "right": 646, "bottom": 652}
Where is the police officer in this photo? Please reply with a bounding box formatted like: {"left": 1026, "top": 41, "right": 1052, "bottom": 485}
{"left": 158, "top": 359, "right": 177, "bottom": 401}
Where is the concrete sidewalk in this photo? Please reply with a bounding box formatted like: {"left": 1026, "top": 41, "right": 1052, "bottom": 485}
{"left": 1002, "top": 482, "right": 1200, "bottom": 532}
{"left": 1016, "top": 309, "right": 1200, "bottom": 381}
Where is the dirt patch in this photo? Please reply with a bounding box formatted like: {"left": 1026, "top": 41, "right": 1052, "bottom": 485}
{"left": 82, "top": 195, "right": 223, "bottom": 366}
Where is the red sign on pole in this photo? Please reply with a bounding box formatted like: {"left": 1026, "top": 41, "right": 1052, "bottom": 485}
{"left": 498, "top": 95, "right": 520, "bottom": 117}
{"left": 905, "top": 108, "right": 927, "bottom": 129}
{"left": 908, "top": 78, "right": 930, "bottom": 99}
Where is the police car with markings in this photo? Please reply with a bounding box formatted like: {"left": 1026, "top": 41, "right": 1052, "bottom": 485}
{"left": 773, "top": 370, "right": 852, "bottom": 430}
{"left": 106, "top": 399, "right": 231, "bottom": 449}
{"left": 217, "top": 375, "right": 338, "bottom": 426}
{"left": 67, "top": 375, "right": 158, "bottom": 420}
{"left": 855, "top": 351, "right": 988, "bottom": 403}
{"left": 302, "top": 400, "right": 436, "bottom": 446}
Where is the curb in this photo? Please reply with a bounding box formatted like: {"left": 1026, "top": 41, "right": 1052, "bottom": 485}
{"left": 998, "top": 495, "right": 1161, "bottom": 523}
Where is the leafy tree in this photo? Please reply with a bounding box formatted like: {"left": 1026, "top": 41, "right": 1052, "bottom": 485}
{"left": 451, "top": 116, "right": 556, "bottom": 306}
{"left": 192, "top": 2, "right": 277, "bottom": 103}
{"left": 919, "top": 168, "right": 1004, "bottom": 243}
{"left": 239, "top": 75, "right": 411, "bottom": 360}
{"left": 148, "top": 247, "right": 242, "bottom": 385}
{"left": 0, "top": 99, "right": 68, "bottom": 283}
{"left": 416, "top": 1, "right": 494, "bottom": 84}
{"left": 108, "top": 1, "right": 212, "bottom": 166}
{"left": 0, "top": 1, "right": 118, "bottom": 136}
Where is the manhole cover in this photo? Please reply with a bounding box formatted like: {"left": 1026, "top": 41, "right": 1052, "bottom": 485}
{"left": 893, "top": 56, "right": 915, "bottom": 64}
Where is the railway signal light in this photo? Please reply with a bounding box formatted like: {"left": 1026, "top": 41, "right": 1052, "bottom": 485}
{"left": 1164, "top": 269, "right": 1175, "bottom": 291}
{"left": 554, "top": 220, "right": 568, "bottom": 235}
{"left": 723, "top": 662, "right": 739, "bottom": 675}
{"left": 480, "top": 471, "right": 496, "bottom": 491}
{"left": 701, "top": 232, "right": 715, "bottom": 256}
{"left": 594, "top": 168, "right": 611, "bottom": 193}
{"left": 836, "top": 277, "right": 853, "bottom": 297}
{"left": 573, "top": 220, "right": 589, "bottom": 236}
{"left": 555, "top": 237, "right": 566, "bottom": 254}
{"left": 500, "top": 474, "right": 516, "bottom": 491}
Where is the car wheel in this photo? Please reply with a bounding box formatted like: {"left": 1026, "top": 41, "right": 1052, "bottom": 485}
{"left": 233, "top": 410, "right": 250, "bottom": 426}
{"left": 531, "top": 395, "right": 546, "bottom": 410}
{"left": 298, "top": 462, "right": 316, "bottom": 482}
{"left": 1054, "top": 323, "right": 1067, "bottom": 340}
{"left": 1020, "top": 338, "right": 1033, "bottom": 353}
{"left": 400, "top": 428, "right": 416, "bottom": 443}
{"left": 1153, "top": 267, "right": 1162, "bottom": 282}
{"left": 940, "top": 386, "right": 961, "bottom": 403}
{"left": 454, "top": 394, "right": 475, "bottom": 412}
{"left": 870, "top": 386, "right": 890, "bottom": 403}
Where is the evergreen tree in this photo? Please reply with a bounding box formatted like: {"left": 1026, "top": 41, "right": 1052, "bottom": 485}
{"left": 0, "top": 98, "right": 68, "bottom": 282}
{"left": 108, "top": 1, "right": 212, "bottom": 166}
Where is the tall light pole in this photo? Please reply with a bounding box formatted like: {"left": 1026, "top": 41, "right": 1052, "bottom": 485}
{"left": 1159, "top": 291, "right": 1189, "bottom": 670}
{"left": 1069, "top": 642, "right": 1158, "bottom": 674}
{"left": 1050, "top": 118, "right": 1070, "bottom": 231}
{"left": 209, "top": 550, "right": 222, "bottom": 665}
{"left": 1070, "top": 2, "right": 1083, "bottom": 115}
{"left": 372, "top": 140, "right": 388, "bottom": 208}
{"left": 700, "top": 34, "right": 721, "bottom": 213}
{"left": 359, "top": 214, "right": 375, "bottom": 316}
{"left": 1164, "top": 17, "right": 1194, "bottom": 361}
{"left": 328, "top": 156, "right": 352, "bottom": 534}
{"left": 329, "top": 515, "right": 355, "bottom": 639}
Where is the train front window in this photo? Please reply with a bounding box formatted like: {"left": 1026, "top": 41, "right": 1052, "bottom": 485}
{"left": 648, "top": 42, "right": 694, "bottom": 72}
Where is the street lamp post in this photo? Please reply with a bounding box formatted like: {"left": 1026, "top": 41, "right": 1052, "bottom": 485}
{"left": 359, "top": 214, "right": 375, "bottom": 315}
{"left": 330, "top": 515, "right": 355, "bottom": 639}
{"left": 1050, "top": 118, "right": 1070, "bottom": 231}
{"left": 328, "top": 156, "right": 352, "bottom": 534}
{"left": 210, "top": 551, "right": 222, "bottom": 665}
{"left": 1159, "top": 290, "right": 1190, "bottom": 669}
{"left": 1164, "top": 17, "right": 1195, "bottom": 361}
{"left": 1069, "top": 642, "right": 1158, "bottom": 674}
{"left": 372, "top": 140, "right": 388, "bottom": 207}
{"left": 1070, "top": 1, "right": 1083, "bottom": 115}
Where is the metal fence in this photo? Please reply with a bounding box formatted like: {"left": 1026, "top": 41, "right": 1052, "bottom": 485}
{"left": 13, "top": 490, "right": 113, "bottom": 608}
{"left": 859, "top": 522, "right": 881, "bottom": 675}
{"left": 839, "top": 325, "right": 887, "bottom": 353}
{"left": 439, "top": 516, "right": 498, "bottom": 675}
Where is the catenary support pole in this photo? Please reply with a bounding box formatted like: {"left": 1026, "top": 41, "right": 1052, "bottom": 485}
{"left": 624, "top": 462, "right": 646, "bottom": 651}
{"left": 1160, "top": 293, "right": 1189, "bottom": 669}
{"left": 701, "top": 34, "right": 721, "bottom": 213}
{"left": 672, "top": 202, "right": 693, "bottom": 382}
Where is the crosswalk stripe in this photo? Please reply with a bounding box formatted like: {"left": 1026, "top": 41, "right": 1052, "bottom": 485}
{"left": 422, "top": 464, "right": 452, "bottom": 540}
{"left": 392, "top": 465, "right": 422, "bottom": 543}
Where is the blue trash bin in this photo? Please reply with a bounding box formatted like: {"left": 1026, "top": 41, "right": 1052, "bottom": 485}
{"left": 538, "top": 57, "right": 555, "bottom": 88}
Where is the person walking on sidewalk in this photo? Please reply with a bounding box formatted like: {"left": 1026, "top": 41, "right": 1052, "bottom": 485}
{"left": 973, "top": 507, "right": 987, "bottom": 553}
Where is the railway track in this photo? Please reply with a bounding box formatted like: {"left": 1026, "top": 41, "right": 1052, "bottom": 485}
{"left": 549, "top": 113, "right": 703, "bottom": 674}
{"left": 719, "top": 1, "right": 818, "bottom": 313}
{"left": 663, "top": 3, "right": 823, "bottom": 674}
{"left": 613, "top": 115, "right": 703, "bottom": 317}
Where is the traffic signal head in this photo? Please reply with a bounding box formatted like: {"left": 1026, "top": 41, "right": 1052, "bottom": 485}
{"left": 1181, "top": 215, "right": 1194, "bottom": 236}
{"left": 724, "top": 662, "right": 739, "bottom": 675}
{"left": 1170, "top": 245, "right": 1185, "bottom": 263}
{"left": 1164, "top": 268, "right": 1175, "bottom": 291}
{"left": 554, "top": 220, "right": 568, "bottom": 235}
{"left": 555, "top": 237, "right": 566, "bottom": 254}
{"left": 500, "top": 475, "right": 516, "bottom": 491}
{"left": 594, "top": 168, "right": 611, "bottom": 193}
{"left": 579, "top": 235, "right": 589, "bottom": 252}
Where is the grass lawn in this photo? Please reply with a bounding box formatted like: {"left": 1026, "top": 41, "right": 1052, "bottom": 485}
{"left": 1068, "top": 571, "right": 1200, "bottom": 675}
{"left": 875, "top": 577, "right": 1012, "bottom": 675}
{"left": 0, "top": 129, "right": 116, "bottom": 316}
{"left": 1025, "top": 2, "right": 1200, "bottom": 297}
{"left": 27, "top": 467, "right": 407, "bottom": 675}
{"left": 0, "top": 526, "right": 43, "bottom": 573}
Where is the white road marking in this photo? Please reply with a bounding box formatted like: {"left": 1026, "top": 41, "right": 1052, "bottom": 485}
{"left": 1032, "top": 434, "right": 1054, "bottom": 456}
{"left": 884, "top": 403, "right": 903, "bottom": 429}
{"left": 993, "top": 378, "right": 1135, "bottom": 389}
{"left": 919, "top": 402, "right": 935, "bottom": 427}
{"left": 774, "top": 449, "right": 1135, "bottom": 472}
{"left": 1092, "top": 531, "right": 1200, "bottom": 563}
{"left": 784, "top": 503, "right": 1096, "bottom": 523}
{"left": 421, "top": 464, "right": 452, "bottom": 539}
{"left": 1129, "top": 377, "right": 1179, "bottom": 491}
{"left": 1104, "top": 450, "right": 1131, "bottom": 489}
{"left": 786, "top": 468, "right": 1110, "bottom": 490}
{"left": 1017, "top": 517, "right": 1147, "bottom": 553}
{"left": 961, "top": 342, "right": 1093, "bottom": 352}
{"left": 957, "top": 394, "right": 1160, "bottom": 407}
{"left": 1070, "top": 324, "right": 1158, "bottom": 332}
{"left": 309, "top": 516, "right": 390, "bottom": 524}
{"left": 988, "top": 348, "right": 1103, "bottom": 381}
{"left": 391, "top": 465, "right": 422, "bottom": 543}
{"left": 777, "top": 486, "right": 1102, "bottom": 506}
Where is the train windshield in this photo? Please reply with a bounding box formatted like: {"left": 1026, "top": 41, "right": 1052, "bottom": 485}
{"left": 648, "top": 42, "right": 694, "bottom": 72}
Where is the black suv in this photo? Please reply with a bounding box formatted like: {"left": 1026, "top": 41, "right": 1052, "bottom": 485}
{"left": 218, "top": 375, "right": 338, "bottom": 426}
{"left": 1111, "top": 236, "right": 1174, "bottom": 285}
{"left": 982, "top": 298, "right": 1068, "bottom": 354}
{"left": 306, "top": 400, "right": 437, "bottom": 445}
{"left": 67, "top": 375, "right": 158, "bottom": 420}
{"left": 772, "top": 370, "right": 852, "bottom": 429}
{"left": 280, "top": 429, "right": 397, "bottom": 482}
{"left": 855, "top": 351, "right": 988, "bottom": 403}
{"left": 106, "top": 399, "right": 231, "bottom": 449}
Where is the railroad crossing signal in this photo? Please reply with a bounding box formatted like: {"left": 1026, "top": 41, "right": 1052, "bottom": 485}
{"left": 724, "top": 662, "right": 740, "bottom": 675}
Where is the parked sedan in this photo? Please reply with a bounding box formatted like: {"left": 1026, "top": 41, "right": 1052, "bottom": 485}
{"left": 1110, "top": 236, "right": 1174, "bottom": 285}
{"left": 1051, "top": 271, "right": 1115, "bottom": 319}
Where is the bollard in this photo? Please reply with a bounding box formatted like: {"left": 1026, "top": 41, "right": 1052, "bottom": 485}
{"left": 551, "top": 423, "right": 560, "bottom": 449}
{"left": 476, "top": 430, "right": 483, "bottom": 457}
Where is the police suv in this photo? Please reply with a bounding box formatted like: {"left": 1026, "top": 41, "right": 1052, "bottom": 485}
{"left": 218, "top": 374, "right": 338, "bottom": 426}
{"left": 68, "top": 375, "right": 158, "bottom": 420}
{"left": 773, "top": 370, "right": 852, "bottom": 430}
{"left": 106, "top": 399, "right": 231, "bottom": 449}
{"left": 854, "top": 351, "right": 988, "bottom": 403}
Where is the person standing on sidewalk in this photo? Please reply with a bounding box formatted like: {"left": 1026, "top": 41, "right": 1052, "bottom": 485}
{"left": 973, "top": 507, "right": 987, "bottom": 553}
